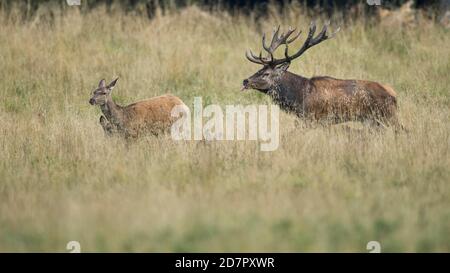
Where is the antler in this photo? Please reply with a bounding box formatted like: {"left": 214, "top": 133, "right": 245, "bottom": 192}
{"left": 246, "top": 25, "right": 301, "bottom": 65}
{"left": 245, "top": 21, "right": 340, "bottom": 66}
{"left": 262, "top": 25, "right": 302, "bottom": 62}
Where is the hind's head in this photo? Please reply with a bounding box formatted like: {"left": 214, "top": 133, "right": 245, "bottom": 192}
{"left": 89, "top": 78, "right": 118, "bottom": 106}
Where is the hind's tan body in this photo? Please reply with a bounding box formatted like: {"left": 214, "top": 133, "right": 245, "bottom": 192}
{"left": 89, "top": 78, "right": 186, "bottom": 138}
{"left": 121, "top": 95, "right": 184, "bottom": 137}
{"left": 111, "top": 94, "right": 186, "bottom": 138}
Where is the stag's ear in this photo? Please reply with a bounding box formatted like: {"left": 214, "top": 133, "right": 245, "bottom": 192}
{"left": 276, "top": 62, "right": 290, "bottom": 72}
{"left": 98, "top": 79, "right": 106, "bottom": 88}
{"left": 107, "top": 77, "right": 119, "bottom": 91}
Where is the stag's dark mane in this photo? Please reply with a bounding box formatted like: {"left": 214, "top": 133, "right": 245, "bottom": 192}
{"left": 265, "top": 71, "right": 311, "bottom": 116}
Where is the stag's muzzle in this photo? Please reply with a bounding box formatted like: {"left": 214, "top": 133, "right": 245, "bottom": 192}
{"left": 241, "top": 79, "right": 249, "bottom": 91}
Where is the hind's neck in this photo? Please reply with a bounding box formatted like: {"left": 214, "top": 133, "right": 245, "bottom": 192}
{"left": 100, "top": 95, "right": 123, "bottom": 126}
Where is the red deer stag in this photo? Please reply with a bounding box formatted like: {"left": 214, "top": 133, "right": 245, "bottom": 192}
{"left": 242, "top": 22, "right": 400, "bottom": 128}
{"left": 89, "top": 78, "right": 186, "bottom": 138}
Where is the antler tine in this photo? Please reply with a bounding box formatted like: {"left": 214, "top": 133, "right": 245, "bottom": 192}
{"left": 269, "top": 25, "right": 281, "bottom": 51}
{"left": 286, "top": 28, "right": 302, "bottom": 44}
{"left": 262, "top": 25, "right": 280, "bottom": 61}
{"left": 310, "top": 21, "right": 330, "bottom": 45}
{"left": 262, "top": 33, "right": 269, "bottom": 53}
{"left": 258, "top": 51, "right": 272, "bottom": 64}
{"left": 284, "top": 43, "right": 290, "bottom": 59}
{"left": 246, "top": 50, "right": 264, "bottom": 65}
{"left": 306, "top": 21, "right": 318, "bottom": 44}
{"left": 246, "top": 49, "right": 272, "bottom": 65}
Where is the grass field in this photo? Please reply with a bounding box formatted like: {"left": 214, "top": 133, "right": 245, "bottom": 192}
{"left": 0, "top": 4, "right": 449, "bottom": 252}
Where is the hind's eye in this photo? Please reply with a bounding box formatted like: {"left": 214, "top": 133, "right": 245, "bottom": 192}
{"left": 263, "top": 73, "right": 270, "bottom": 77}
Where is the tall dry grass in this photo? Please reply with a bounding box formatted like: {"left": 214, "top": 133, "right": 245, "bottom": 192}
{"left": 0, "top": 4, "right": 449, "bottom": 252}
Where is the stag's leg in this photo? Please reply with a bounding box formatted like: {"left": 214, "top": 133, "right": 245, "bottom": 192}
{"left": 294, "top": 113, "right": 316, "bottom": 130}
{"left": 385, "top": 115, "right": 408, "bottom": 133}
{"left": 369, "top": 101, "right": 407, "bottom": 133}
{"left": 384, "top": 101, "right": 408, "bottom": 132}
{"left": 99, "top": 116, "right": 114, "bottom": 136}
{"left": 365, "top": 113, "right": 408, "bottom": 135}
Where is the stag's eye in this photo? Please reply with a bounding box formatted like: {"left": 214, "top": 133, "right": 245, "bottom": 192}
{"left": 263, "top": 73, "right": 270, "bottom": 77}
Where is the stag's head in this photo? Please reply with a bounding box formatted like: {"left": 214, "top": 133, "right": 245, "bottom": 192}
{"left": 242, "top": 22, "right": 339, "bottom": 92}
{"left": 89, "top": 78, "right": 119, "bottom": 106}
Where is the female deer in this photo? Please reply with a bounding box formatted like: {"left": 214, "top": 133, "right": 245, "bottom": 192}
{"left": 89, "top": 78, "right": 186, "bottom": 138}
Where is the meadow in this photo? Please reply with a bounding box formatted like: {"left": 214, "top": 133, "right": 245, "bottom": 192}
{"left": 0, "top": 4, "right": 449, "bottom": 252}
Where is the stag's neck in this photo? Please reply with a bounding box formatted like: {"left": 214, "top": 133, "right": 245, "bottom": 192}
{"left": 275, "top": 71, "right": 309, "bottom": 91}
{"left": 100, "top": 96, "right": 124, "bottom": 126}
{"left": 269, "top": 72, "right": 311, "bottom": 110}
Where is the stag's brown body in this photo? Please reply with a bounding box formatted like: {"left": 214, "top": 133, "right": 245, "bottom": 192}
{"left": 271, "top": 73, "right": 397, "bottom": 124}
{"left": 89, "top": 78, "right": 186, "bottom": 138}
{"left": 242, "top": 22, "right": 400, "bottom": 127}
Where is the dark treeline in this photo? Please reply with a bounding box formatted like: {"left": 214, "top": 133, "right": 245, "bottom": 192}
{"left": 0, "top": 0, "right": 448, "bottom": 19}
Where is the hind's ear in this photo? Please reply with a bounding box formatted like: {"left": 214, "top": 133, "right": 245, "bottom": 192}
{"left": 99, "top": 115, "right": 108, "bottom": 125}
{"left": 107, "top": 77, "right": 119, "bottom": 90}
{"left": 98, "top": 79, "right": 106, "bottom": 88}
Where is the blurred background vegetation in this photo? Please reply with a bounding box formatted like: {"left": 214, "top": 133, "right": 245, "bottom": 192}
{"left": 0, "top": 0, "right": 449, "bottom": 20}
